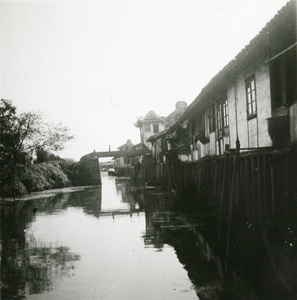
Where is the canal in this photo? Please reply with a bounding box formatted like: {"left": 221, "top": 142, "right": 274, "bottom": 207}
{"left": 1, "top": 173, "right": 216, "bottom": 300}
{"left": 3, "top": 172, "right": 278, "bottom": 300}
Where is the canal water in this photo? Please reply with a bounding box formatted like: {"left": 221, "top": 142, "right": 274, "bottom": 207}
{"left": 2, "top": 172, "right": 296, "bottom": 300}
{"left": 2, "top": 173, "right": 217, "bottom": 300}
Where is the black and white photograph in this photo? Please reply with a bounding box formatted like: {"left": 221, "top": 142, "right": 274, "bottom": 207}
{"left": 0, "top": 0, "right": 296, "bottom": 299}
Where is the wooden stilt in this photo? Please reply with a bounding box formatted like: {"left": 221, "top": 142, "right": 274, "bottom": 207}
{"left": 251, "top": 156, "right": 256, "bottom": 223}
{"left": 263, "top": 155, "right": 267, "bottom": 220}
{"left": 213, "top": 160, "right": 218, "bottom": 204}
{"left": 257, "top": 155, "right": 262, "bottom": 226}
{"left": 245, "top": 157, "right": 250, "bottom": 221}
{"left": 218, "top": 154, "right": 228, "bottom": 243}
{"left": 227, "top": 140, "right": 240, "bottom": 259}
{"left": 285, "top": 153, "right": 290, "bottom": 226}
{"left": 270, "top": 162, "right": 275, "bottom": 213}
{"left": 226, "top": 161, "right": 236, "bottom": 259}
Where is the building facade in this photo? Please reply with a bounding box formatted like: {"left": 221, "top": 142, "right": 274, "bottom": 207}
{"left": 114, "top": 139, "right": 135, "bottom": 176}
{"left": 145, "top": 0, "right": 297, "bottom": 229}
{"left": 163, "top": 0, "right": 296, "bottom": 162}
{"left": 134, "top": 111, "right": 165, "bottom": 148}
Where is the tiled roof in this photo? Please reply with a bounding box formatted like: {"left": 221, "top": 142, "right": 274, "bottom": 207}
{"left": 176, "top": 0, "right": 295, "bottom": 124}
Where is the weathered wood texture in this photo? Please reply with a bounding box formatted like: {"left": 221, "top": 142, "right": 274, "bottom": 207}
{"left": 166, "top": 148, "right": 297, "bottom": 231}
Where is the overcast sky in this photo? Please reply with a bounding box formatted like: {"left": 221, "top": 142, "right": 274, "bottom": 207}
{"left": 0, "top": 0, "right": 289, "bottom": 161}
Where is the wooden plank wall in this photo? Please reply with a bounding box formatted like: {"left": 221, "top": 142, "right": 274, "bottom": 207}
{"left": 167, "top": 150, "right": 297, "bottom": 231}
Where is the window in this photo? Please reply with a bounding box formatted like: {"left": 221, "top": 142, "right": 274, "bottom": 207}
{"left": 216, "top": 99, "right": 228, "bottom": 132}
{"left": 204, "top": 113, "right": 209, "bottom": 137}
{"left": 217, "top": 103, "right": 223, "bottom": 130}
{"left": 223, "top": 100, "right": 229, "bottom": 127}
{"left": 144, "top": 124, "right": 150, "bottom": 132}
{"left": 124, "top": 157, "right": 131, "bottom": 164}
{"left": 153, "top": 124, "right": 159, "bottom": 133}
{"left": 208, "top": 106, "right": 216, "bottom": 133}
{"left": 246, "top": 76, "right": 257, "bottom": 118}
{"left": 270, "top": 49, "right": 297, "bottom": 110}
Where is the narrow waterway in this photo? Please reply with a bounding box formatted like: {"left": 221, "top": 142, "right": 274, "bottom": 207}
{"left": 1, "top": 173, "right": 206, "bottom": 300}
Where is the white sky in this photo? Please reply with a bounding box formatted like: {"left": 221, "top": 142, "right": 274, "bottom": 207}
{"left": 0, "top": 0, "right": 289, "bottom": 161}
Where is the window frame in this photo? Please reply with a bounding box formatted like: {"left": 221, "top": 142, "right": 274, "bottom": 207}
{"left": 245, "top": 75, "right": 257, "bottom": 119}
{"left": 153, "top": 124, "right": 159, "bottom": 134}
{"left": 208, "top": 105, "right": 216, "bottom": 133}
{"left": 124, "top": 157, "right": 131, "bottom": 164}
{"left": 270, "top": 48, "right": 297, "bottom": 111}
{"left": 222, "top": 99, "right": 229, "bottom": 127}
{"left": 217, "top": 102, "right": 223, "bottom": 131}
{"left": 144, "top": 123, "right": 151, "bottom": 132}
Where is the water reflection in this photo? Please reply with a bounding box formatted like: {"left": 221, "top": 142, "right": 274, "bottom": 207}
{"left": 67, "top": 187, "right": 102, "bottom": 217}
{"left": 115, "top": 177, "right": 145, "bottom": 212}
{"left": 0, "top": 198, "right": 81, "bottom": 300}
{"left": 113, "top": 178, "right": 235, "bottom": 299}
{"left": 1, "top": 174, "right": 242, "bottom": 300}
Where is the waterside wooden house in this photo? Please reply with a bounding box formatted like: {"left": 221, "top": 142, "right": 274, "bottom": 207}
{"left": 169, "top": 0, "right": 296, "bottom": 159}
{"left": 147, "top": 0, "right": 297, "bottom": 232}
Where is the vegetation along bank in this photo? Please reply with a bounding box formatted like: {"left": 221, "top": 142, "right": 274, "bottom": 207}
{"left": 0, "top": 99, "right": 98, "bottom": 198}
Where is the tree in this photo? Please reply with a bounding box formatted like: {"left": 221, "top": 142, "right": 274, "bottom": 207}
{"left": 0, "top": 99, "right": 74, "bottom": 197}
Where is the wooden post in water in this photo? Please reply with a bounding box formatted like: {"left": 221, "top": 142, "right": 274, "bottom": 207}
{"left": 270, "top": 162, "right": 275, "bottom": 213}
{"left": 250, "top": 156, "right": 256, "bottom": 223}
{"left": 245, "top": 157, "right": 251, "bottom": 221}
{"left": 285, "top": 152, "right": 290, "bottom": 227}
{"left": 218, "top": 153, "right": 228, "bottom": 243}
{"left": 226, "top": 139, "right": 240, "bottom": 259}
{"left": 213, "top": 160, "right": 218, "bottom": 204}
{"left": 257, "top": 155, "right": 262, "bottom": 226}
{"left": 263, "top": 155, "right": 267, "bottom": 220}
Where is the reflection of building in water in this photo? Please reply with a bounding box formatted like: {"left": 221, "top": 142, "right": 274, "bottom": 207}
{"left": 115, "top": 178, "right": 145, "bottom": 212}
{"left": 143, "top": 209, "right": 238, "bottom": 299}
{"left": 144, "top": 201, "right": 297, "bottom": 300}
{"left": 144, "top": 210, "right": 165, "bottom": 250}
{"left": 115, "top": 179, "right": 128, "bottom": 201}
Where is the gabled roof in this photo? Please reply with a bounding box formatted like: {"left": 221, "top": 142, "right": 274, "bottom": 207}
{"left": 117, "top": 139, "right": 134, "bottom": 150}
{"left": 143, "top": 110, "right": 164, "bottom": 121}
{"left": 135, "top": 110, "right": 165, "bottom": 127}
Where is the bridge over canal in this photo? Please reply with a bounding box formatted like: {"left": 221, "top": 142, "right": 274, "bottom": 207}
{"left": 78, "top": 147, "right": 151, "bottom": 186}
{"left": 80, "top": 148, "right": 151, "bottom": 161}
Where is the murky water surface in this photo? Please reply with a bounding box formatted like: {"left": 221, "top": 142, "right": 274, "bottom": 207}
{"left": 1, "top": 174, "right": 202, "bottom": 300}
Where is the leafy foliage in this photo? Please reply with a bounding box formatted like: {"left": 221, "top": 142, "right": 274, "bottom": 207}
{"left": 0, "top": 99, "right": 73, "bottom": 155}
{"left": 35, "top": 148, "right": 61, "bottom": 163}
{"left": 0, "top": 99, "right": 74, "bottom": 197}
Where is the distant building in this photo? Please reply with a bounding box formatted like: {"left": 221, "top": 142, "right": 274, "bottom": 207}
{"left": 114, "top": 139, "right": 134, "bottom": 176}
{"left": 135, "top": 102, "right": 188, "bottom": 149}
{"left": 134, "top": 111, "right": 165, "bottom": 148}
{"left": 134, "top": 102, "right": 187, "bottom": 182}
